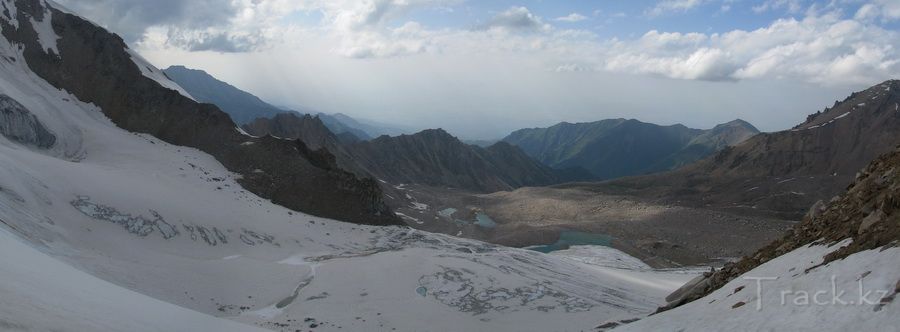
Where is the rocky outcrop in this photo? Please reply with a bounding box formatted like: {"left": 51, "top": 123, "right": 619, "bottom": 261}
{"left": 659, "top": 144, "right": 900, "bottom": 311}
{"left": 242, "top": 112, "right": 370, "bottom": 177}
{"left": 0, "top": 94, "right": 55, "bottom": 148}
{"left": 244, "top": 113, "right": 341, "bottom": 151}
{"left": 0, "top": 0, "right": 400, "bottom": 225}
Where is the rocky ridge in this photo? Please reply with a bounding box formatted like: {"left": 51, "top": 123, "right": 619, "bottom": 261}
{"left": 0, "top": 0, "right": 400, "bottom": 225}
{"left": 660, "top": 144, "right": 900, "bottom": 311}
{"left": 564, "top": 80, "right": 900, "bottom": 220}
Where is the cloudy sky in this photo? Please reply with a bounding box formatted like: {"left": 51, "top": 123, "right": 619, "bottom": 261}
{"left": 57, "top": 0, "right": 900, "bottom": 139}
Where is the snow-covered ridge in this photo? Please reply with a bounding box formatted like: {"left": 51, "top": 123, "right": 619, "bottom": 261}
{"left": 125, "top": 47, "right": 196, "bottom": 100}
{"left": 613, "top": 242, "right": 900, "bottom": 331}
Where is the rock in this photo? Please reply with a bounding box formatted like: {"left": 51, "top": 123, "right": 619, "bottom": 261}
{"left": 0, "top": 95, "right": 56, "bottom": 148}
{"left": 595, "top": 321, "right": 620, "bottom": 329}
{"left": 808, "top": 200, "right": 826, "bottom": 219}
{"left": 858, "top": 210, "right": 885, "bottom": 234}
{"left": 664, "top": 274, "right": 711, "bottom": 305}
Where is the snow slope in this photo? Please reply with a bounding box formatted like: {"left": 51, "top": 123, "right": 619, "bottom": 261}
{"left": 0, "top": 13, "right": 699, "bottom": 332}
{"left": 613, "top": 241, "right": 900, "bottom": 331}
{"left": 0, "top": 226, "right": 270, "bottom": 332}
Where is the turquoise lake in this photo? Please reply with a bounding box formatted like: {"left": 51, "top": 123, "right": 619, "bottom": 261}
{"left": 526, "top": 231, "right": 612, "bottom": 253}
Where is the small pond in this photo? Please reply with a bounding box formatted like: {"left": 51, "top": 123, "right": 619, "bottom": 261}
{"left": 438, "top": 208, "right": 457, "bottom": 218}
{"left": 473, "top": 212, "right": 497, "bottom": 228}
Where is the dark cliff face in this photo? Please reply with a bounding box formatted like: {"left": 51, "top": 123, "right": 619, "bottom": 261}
{"left": 244, "top": 113, "right": 339, "bottom": 151}
{"left": 242, "top": 113, "right": 368, "bottom": 177}
{"left": 1, "top": 0, "right": 400, "bottom": 226}
{"left": 0, "top": 94, "right": 56, "bottom": 148}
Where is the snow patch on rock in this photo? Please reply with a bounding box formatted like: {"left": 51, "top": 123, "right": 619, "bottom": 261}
{"left": 1, "top": 0, "right": 20, "bottom": 29}
{"left": 28, "top": 1, "right": 58, "bottom": 56}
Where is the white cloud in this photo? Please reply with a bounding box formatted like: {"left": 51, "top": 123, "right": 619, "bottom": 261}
{"left": 476, "top": 6, "right": 550, "bottom": 32}
{"left": 602, "top": 12, "right": 900, "bottom": 85}
{"left": 65, "top": 0, "right": 900, "bottom": 86}
{"left": 60, "top": 0, "right": 461, "bottom": 53}
{"left": 125, "top": 3, "right": 897, "bottom": 139}
{"left": 555, "top": 13, "right": 587, "bottom": 23}
{"left": 554, "top": 63, "right": 593, "bottom": 72}
{"left": 752, "top": 0, "right": 806, "bottom": 14}
{"left": 854, "top": 0, "right": 900, "bottom": 22}
{"left": 646, "top": 0, "right": 709, "bottom": 17}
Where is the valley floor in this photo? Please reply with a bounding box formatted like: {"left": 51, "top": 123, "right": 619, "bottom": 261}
{"left": 386, "top": 183, "right": 794, "bottom": 268}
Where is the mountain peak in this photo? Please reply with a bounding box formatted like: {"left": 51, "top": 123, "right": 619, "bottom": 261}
{"left": 164, "top": 65, "right": 196, "bottom": 72}
{"left": 419, "top": 127, "right": 452, "bottom": 136}
{"left": 715, "top": 119, "right": 759, "bottom": 132}
{"left": 403, "top": 128, "right": 457, "bottom": 142}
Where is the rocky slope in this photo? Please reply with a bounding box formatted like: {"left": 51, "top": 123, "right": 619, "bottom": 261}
{"left": 242, "top": 112, "right": 367, "bottom": 176}
{"left": 503, "top": 118, "right": 759, "bottom": 179}
{"left": 571, "top": 80, "right": 900, "bottom": 220}
{"left": 610, "top": 144, "right": 900, "bottom": 331}
{"left": 0, "top": 0, "right": 398, "bottom": 225}
{"left": 349, "top": 129, "right": 584, "bottom": 193}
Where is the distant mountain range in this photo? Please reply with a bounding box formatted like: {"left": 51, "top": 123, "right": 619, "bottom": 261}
{"left": 243, "top": 113, "right": 591, "bottom": 193}
{"left": 563, "top": 80, "right": 900, "bottom": 220}
{"left": 329, "top": 112, "right": 417, "bottom": 138}
{"left": 170, "top": 66, "right": 587, "bottom": 193}
{"left": 502, "top": 118, "right": 760, "bottom": 180}
{"left": 349, "top": 129, "right": 587, "bottom": 192}
{"left": 162, "top": 65, "right": 411, "bottom": 140}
